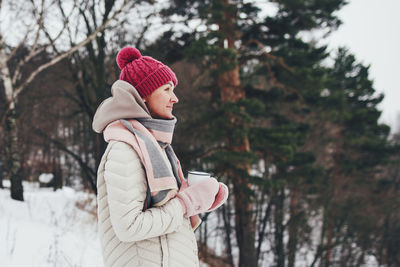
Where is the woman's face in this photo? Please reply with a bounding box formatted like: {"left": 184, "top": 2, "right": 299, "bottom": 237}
{"left": 144, "top": 82, "right": 179, "bottom": 119}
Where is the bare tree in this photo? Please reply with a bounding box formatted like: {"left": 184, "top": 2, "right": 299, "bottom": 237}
{"left": 0, "top": 0, "right": 130, "bottom": 200}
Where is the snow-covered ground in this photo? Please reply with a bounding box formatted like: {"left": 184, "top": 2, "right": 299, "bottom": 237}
{"left": 0, "top": 181, "right": 103, "bottom": 267}
{"left": 0, "top": 181, "right": 380, "bottom": 267}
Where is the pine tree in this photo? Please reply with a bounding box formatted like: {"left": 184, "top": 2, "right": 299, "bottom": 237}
{"left": 159, "top": 0, "right": 346, "bottom": 265}
{"left": 313, "top": 48, "right": 395, "bottom": 265}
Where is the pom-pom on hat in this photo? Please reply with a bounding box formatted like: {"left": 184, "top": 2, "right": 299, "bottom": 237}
{"left": 116, "top": 47, "right": 178, "bottom": 98}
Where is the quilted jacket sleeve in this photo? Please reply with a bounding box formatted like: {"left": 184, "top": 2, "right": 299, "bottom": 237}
{"left": 104, "top": 141, "right": 185, "bottom": 242}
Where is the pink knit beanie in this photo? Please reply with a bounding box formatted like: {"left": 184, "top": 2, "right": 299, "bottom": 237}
{"left": 116, "top": 47, "right": 178, "bottom": 98}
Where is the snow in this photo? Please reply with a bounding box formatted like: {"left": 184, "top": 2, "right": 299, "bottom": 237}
{"left": 0, "top": 181, "right": 380, "bottom": 267}
{"left": 38, "top": 173, "right": 54, "bottom": 183}
{"left": 0, "top": 181, "right": 103, "bottom": 267}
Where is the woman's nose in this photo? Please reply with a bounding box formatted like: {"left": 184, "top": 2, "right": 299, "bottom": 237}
{"left": 171, "top": 92, "right": 179, "bottom": 103}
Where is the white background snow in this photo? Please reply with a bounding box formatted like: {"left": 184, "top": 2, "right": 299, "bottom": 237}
{"left": 0, "top": 181, "right": 103, "bottom": 267}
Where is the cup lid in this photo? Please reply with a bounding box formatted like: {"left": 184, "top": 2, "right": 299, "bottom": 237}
{"left": 188, "top": 171, "right": 210, "bottom": 176}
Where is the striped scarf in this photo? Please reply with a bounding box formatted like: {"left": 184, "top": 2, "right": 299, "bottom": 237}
{"left": 103, "top": 117, "right": 201, "bottom": 230}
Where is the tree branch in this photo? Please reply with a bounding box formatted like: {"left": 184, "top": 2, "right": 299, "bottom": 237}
{"left": 32, "top": 126, "right": 97, "bottom": 193}
{"left": 240, "top": 39, "right": 305, "bottom": 102}
{"left": 9, "top": 0, "right": 129, "bottom": 109}
{"left": 40, "top": 0, "right": 78, "bottom": 55}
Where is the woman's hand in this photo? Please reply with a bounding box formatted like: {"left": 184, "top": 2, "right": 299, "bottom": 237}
{"left": 207, "top": 182, "right": 229, "bottom": 212}
{"left": 176, "top": 178, "right": 219, "bottom": 217}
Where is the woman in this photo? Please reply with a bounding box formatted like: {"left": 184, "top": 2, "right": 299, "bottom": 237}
{"left": 92, "top": 47, "right": 228, "bottom": 267}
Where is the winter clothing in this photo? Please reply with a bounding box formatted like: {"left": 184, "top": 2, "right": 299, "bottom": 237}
{"left": 102, "top": 118, "right": 202, "bottom": 229}
{"left": 96, "top": 140, "right": 199, "bottom": 267}
{"left": 92, "top": 80, "right": 151, "bottom": 133}
{"left": 207, "top": 182, "right": 229, "bottom": 212}
{"left": 93, "top": 67, "right": 228, "bottom": 266}
{"left": 116, "top": 47, "right": 178, "bottom": 98}
{"left": 93, "top": 80, "right": 201, "bottom": 267}
{"left": 105, "top": 118, "right": 181, "bottom": 207}
{"left": 176, "top": 178, "right": 220, "bottom": 217}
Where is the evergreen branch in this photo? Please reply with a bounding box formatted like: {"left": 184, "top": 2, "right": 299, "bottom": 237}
{"left": 240, "top": 39, "right": 306, "bottom": 104}
{"left": 242, "top": 39, "right": 293, "bottom": 73}
{"left": 197, "top": 146, "right": 229, "bottom": 159}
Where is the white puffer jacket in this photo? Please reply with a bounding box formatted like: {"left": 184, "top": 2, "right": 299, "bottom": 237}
{"left": 97, "top": 140, "right": 199, "bottom": 267}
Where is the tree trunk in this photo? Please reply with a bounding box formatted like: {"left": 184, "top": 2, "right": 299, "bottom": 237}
{"left": 222, "top": 200, "right": 235, "bottom": 267}
{"left": 0, "top": 161, "right": 3, "bottom": 188}
{"left": 231, "top": 169, "right": 257, "bottom": 267}
{"left": 274, "top": 187, "right": 285, "bottom": 267}
{"left": 325, "top": 219, "right": 334, "bottom": 266}
{"left": 219, "top": 60, "right": 257, "bottom": 267}
{"left": 6, "top": 109, "right": 23, "bottom": 201}
{"left": 217, "top": 1, "right": 257, "bottom": 266}
{"left": 1, "top": 35, "right": 23, "bottom": 201}
{"left": 288, "top": 187, "right": 300, "bottom": 267}
{"left": 324, "top": 129, "right": 344, "bottom": 266}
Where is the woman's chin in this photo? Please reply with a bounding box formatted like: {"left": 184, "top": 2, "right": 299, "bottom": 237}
{"left": 152, "top": 113, "right": 174, "bottom": 120}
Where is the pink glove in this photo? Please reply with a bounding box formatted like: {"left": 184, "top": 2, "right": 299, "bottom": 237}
{"left": 176, "top": 178, "right": 219, "bottom": 217}
{"left": 207, "top": 182, "right": 229, "bottom": 212}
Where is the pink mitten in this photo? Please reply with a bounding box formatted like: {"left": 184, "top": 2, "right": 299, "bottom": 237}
{"left": 207, "top": 182, "right": 229, "bottom": 212}
{"left": 176, "top": 178, "right": 219, "bottom": 217}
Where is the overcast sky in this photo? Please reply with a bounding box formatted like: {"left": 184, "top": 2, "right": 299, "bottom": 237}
{"left": 326, "top": 0, "right": 400, "bottom": 133}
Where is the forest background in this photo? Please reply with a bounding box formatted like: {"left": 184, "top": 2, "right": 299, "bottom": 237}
{"left": 1, "top": 0, "right": 400, "bottom": 266}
